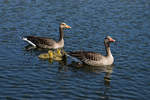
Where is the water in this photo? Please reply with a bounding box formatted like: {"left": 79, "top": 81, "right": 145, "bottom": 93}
{"left": 0, "top": 0, "right": 149, "bottom": 99}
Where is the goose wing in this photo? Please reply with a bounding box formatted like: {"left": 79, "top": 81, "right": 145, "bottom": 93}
{"left": 24, "top": 36, "right": 56, "bottom": 47}
{"left": 68, "top": 51, "right": 103, "bottom": 61}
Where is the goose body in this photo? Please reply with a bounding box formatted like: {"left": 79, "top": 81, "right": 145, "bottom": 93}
{"left": 23, "top": 36, "right": 64, "bottom": 49}
{"left": 23, "top": 23, "right": 71, "bottom": 49}
{"left": 68, "top": 36, "right": 115, "bottom": 66}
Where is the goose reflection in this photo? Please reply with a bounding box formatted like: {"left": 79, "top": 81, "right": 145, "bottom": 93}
{"left": 67, "top": 62, "right": 114, "bottom": 99}
{"left": 68, "top": 60, "right": 112, "bottom": 70}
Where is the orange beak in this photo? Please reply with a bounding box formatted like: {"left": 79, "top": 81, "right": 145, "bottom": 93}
{"left": 109, "top": 38, "right": 115, "bottom": 42}
{"left": 65, "top": 25, "right": 71, "bottom": 28}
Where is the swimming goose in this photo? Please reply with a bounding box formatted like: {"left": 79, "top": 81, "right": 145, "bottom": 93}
{"left": 23, "top": 22, "right": 71, "bottom": 50}
{"left": 68, "top": 36, "right": 115, "bottom": 66}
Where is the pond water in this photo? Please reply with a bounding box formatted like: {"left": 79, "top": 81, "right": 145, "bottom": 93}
{"left": 0, "top": 0, "right": 150, "bottom": 100}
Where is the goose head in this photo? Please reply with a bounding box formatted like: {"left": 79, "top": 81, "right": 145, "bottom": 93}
{"left": 60, "top": 22, "right": 71, "bottom": 29}
{"left": 104, "top": 36, "right": 115, "bottom": 46}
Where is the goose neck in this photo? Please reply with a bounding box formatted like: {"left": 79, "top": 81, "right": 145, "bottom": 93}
{"left": 59, "top": 27, "right": 64, "bottom": 41}
{"left": 105, "top": 43, "right": 112, "bottom": 57}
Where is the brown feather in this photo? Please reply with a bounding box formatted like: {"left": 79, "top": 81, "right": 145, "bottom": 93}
{"left": 68, "top": 51, "right": 103, "bottom": 61}
{"left": 26, "top": 36, "right": 56, "bottom": 48}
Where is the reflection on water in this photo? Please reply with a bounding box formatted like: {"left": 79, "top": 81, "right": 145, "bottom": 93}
{"left": 67, "top": 61, "right": 113, "bottom": 81}
{"left": 67, "top": 61, "right": 114, "bottom": 100}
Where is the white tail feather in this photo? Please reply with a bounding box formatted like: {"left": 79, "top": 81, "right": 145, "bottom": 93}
{"left": 22, "top": 37, "right": 36, "bottom": 47}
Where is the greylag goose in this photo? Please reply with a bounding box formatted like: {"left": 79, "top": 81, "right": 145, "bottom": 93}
{"left": 22, "top": 22, "right": 71, "bottom": 50}
{"left": 68, "top": 36, "right": 115, "bottom": 66}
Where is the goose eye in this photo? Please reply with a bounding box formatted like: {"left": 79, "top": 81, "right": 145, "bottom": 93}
{"left": 61, "top": 23, "right": 65, "bottom": 25}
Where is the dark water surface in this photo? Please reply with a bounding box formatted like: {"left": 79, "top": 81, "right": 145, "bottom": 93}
{"left": 0, "top": 0, "right": 150, "bottom": 100}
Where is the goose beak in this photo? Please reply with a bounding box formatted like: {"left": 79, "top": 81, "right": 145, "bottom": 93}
{"left": 109, "top": 38, "right": 115, "bottom": 42}
{"left": 65, "top": 25, "right": 71, "bottom": 28}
